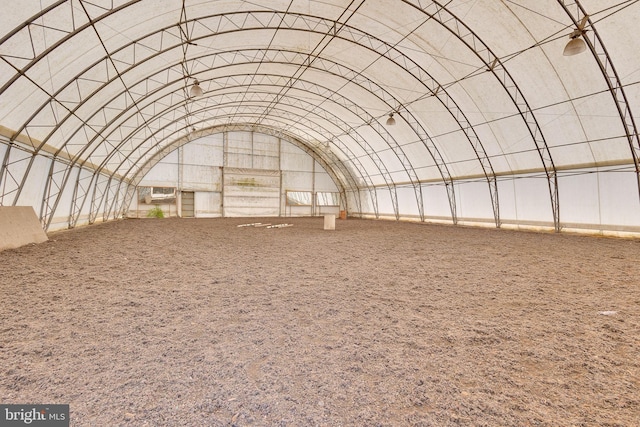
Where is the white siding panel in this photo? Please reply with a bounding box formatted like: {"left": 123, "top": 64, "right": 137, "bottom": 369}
{"left": 512, "top": 176, "right": 554, "bottom": 224}
{"left": 282, "top": 170, "right": 313, "bottom": 190}
{"left": 195, "top": 191, "right": 222, "bottom": 218}
{"left": 396, "top": 186, "right": 420, "bottom": 218}
{"left": 183, "top": 165, "right": 222, "bottom": 192}
{"left": 375, "top": 188, "right": 395, "bottom": 217}
{"left": 281, "top": 142, "right": 314, "bottom": 171}
{"left": 15, "top": 155, "right": 49, "bottom": 210}
{"left": 140, "top": 150, "right": 179, "bottom": 186}
{"left": 223, "top": 168, "right": 280, "bottom": 217}
{"left": 456, "top": 180, "right": 495, "bottom": 223}
{"left": 314, "top": 162, "right": 339, "bottom": 192}
{"left": 183, "top": 136, "right": 223, "bottom": 167}
{"left": 558, "top": 171, "right": 600, "bottom": 226}
{"left": 598, "top": 167, "right": 640, "bottom": 228}
{"left": 422, "top": 184, "right": 453, "bottom": 221}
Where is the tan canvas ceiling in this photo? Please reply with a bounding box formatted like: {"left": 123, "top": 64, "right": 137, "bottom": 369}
{"left": 1, "top": 1, "right": 639, "bottom": 233}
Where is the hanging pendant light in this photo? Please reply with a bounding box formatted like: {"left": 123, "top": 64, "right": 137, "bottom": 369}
{"left": 563, "top": 15, "right": 589, "bottom": 56}
{"left": 190, "top": 79, "right": 203, "bottom": 97}
{"left": 386, "top": 113, "right": 396, "bottom": 126}
{"left": 563, "top": 36, "right": 586, "bottom": 56}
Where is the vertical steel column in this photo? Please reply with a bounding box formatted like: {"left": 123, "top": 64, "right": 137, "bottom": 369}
{"left": 66, "top": 166, "right": 81, "bottom": 228}
{"left": 39, "top": 158, "right": 56, "bottom": 227}
{"left": 8, "top": 150, "right": 38, "bottom": 207}
{"left": 407, "top": 0, "right": 558, "bottom": 230}
{"left": 120, "top": 182, "right": 138, "bottom": 219}
{"left": 0, "top": 144, "right": 13, "bottom": 205}
{"left": 69, "top": 168, "right": 101, "bottom": 229}
{"left": 89, "top": 174, "right": 110, "bottom": 224}
{"left": 222, "top": 131, "right": 228, "bottom": 217}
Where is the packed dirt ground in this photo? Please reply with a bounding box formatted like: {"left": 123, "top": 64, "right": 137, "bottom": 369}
{"left": 1, "top": 217, "right": 638, "bottom": 426}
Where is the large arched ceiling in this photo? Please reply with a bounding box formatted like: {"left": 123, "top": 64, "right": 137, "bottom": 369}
{"left": 1, "top": 0, "right": 639, "bottom": 231}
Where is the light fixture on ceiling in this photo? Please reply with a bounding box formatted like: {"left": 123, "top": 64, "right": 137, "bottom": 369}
{"left": 386, "top": 113, "right": 396, "bottom": 126}
{"left": 563, "top": 15, "right": 589, "bottom": 56}
{"left": 563, "top": 36, "right": 586, "bottom": 56}
{"left": 189, "top": 79, "right": 203, "bottom": 97}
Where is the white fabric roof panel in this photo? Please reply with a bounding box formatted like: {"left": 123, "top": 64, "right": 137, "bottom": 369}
{"left": 1, "top": 0, "right": 639, "bottom": 233}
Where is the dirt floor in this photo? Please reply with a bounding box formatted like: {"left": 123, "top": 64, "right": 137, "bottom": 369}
{"left": 0, "top": 217, "right": 638, "bottom": 426}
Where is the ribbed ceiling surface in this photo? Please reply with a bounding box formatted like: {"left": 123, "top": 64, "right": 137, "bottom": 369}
{"left": 1, "top": 1, "right": 639, "bottom": 232}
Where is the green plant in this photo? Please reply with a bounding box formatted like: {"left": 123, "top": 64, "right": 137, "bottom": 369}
{"left": 146, "top": 206, "right": 165, "bottom": 218}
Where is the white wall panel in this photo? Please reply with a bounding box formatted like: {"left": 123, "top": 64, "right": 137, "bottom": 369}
{"left": 496, "top": 178, "right": 517, "bottom": 224}
{"left": 396, "top": 186, "right": 420, "bottom": 218}
{"left": 282, "top": 170, "right": 313, "bottom": 190}
{"left": 375, "top": 187, "right": 395, "bottom": 217}
{"left": 314, "top": 162, "right": 339, "bottom": 192}
{"left": 252, "top": 133, "right": 279, "bottom": 170}
{"left": 557, "top": 171, "right": 601, "bottom": 226}
{"left": 183, "top": 135, "right": 224, "bottom": 167}
{"left": 494, "top": 174, "right": 556, "bottom": 227}
{"left": 182, "top": 165, "right": 222, "bottom": 192}
{"left": 226, "top": 131, "right": 253, "bottom": 168}
{"left": 223, "top": 168, "right": 280, "bottom": 217}
{"left": 598, "top": 167, "right": 640, "bottom": 228}
{"left": 456, "top": 180, "right": 495, "bottom": 223}
{"left": 92, "top": 177, "right": 109, "bottom": 219}
{"left": 355, "top": 189, "right": 373, "bottom": 216}
{"left": 15, "top": 155, "right": 49, "bottom": 211}
{"left": 140, "top": 150, "right": 179, "bottom": 186}
{"left": 195, "top": 191, "right": 222, "bottom": 218}
{"left": 281, "top": 142, "right": 314, "bottom": 171}
{"left": 287, "top": 205, "right": 313, "bottom": 216}
{"left": 422, "top": 184, "right": 453, "bottom": 221}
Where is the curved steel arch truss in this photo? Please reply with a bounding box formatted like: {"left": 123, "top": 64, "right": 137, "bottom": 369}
{"left": 53, "top": 77, "right": 403, "bottom": 222}
{"left": 402, "top": 0, "right": 560, "bottom": 230}
{"left": 558, "top": 0, "right": 640, "bottom": 200}
{"left": 1, "top": 7, "right": 511, "bottom": 228}
{"left": 65, "top": 119, "right": 366, "bottom": 230}
{"left": 1, "top": 10, "right": 459, "bottom": 221}
{"left": 52, "top": 103, "right": 375, "bottom": 230}
{"left": 54, "top": 92, "right": 389, "bottom": 231}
